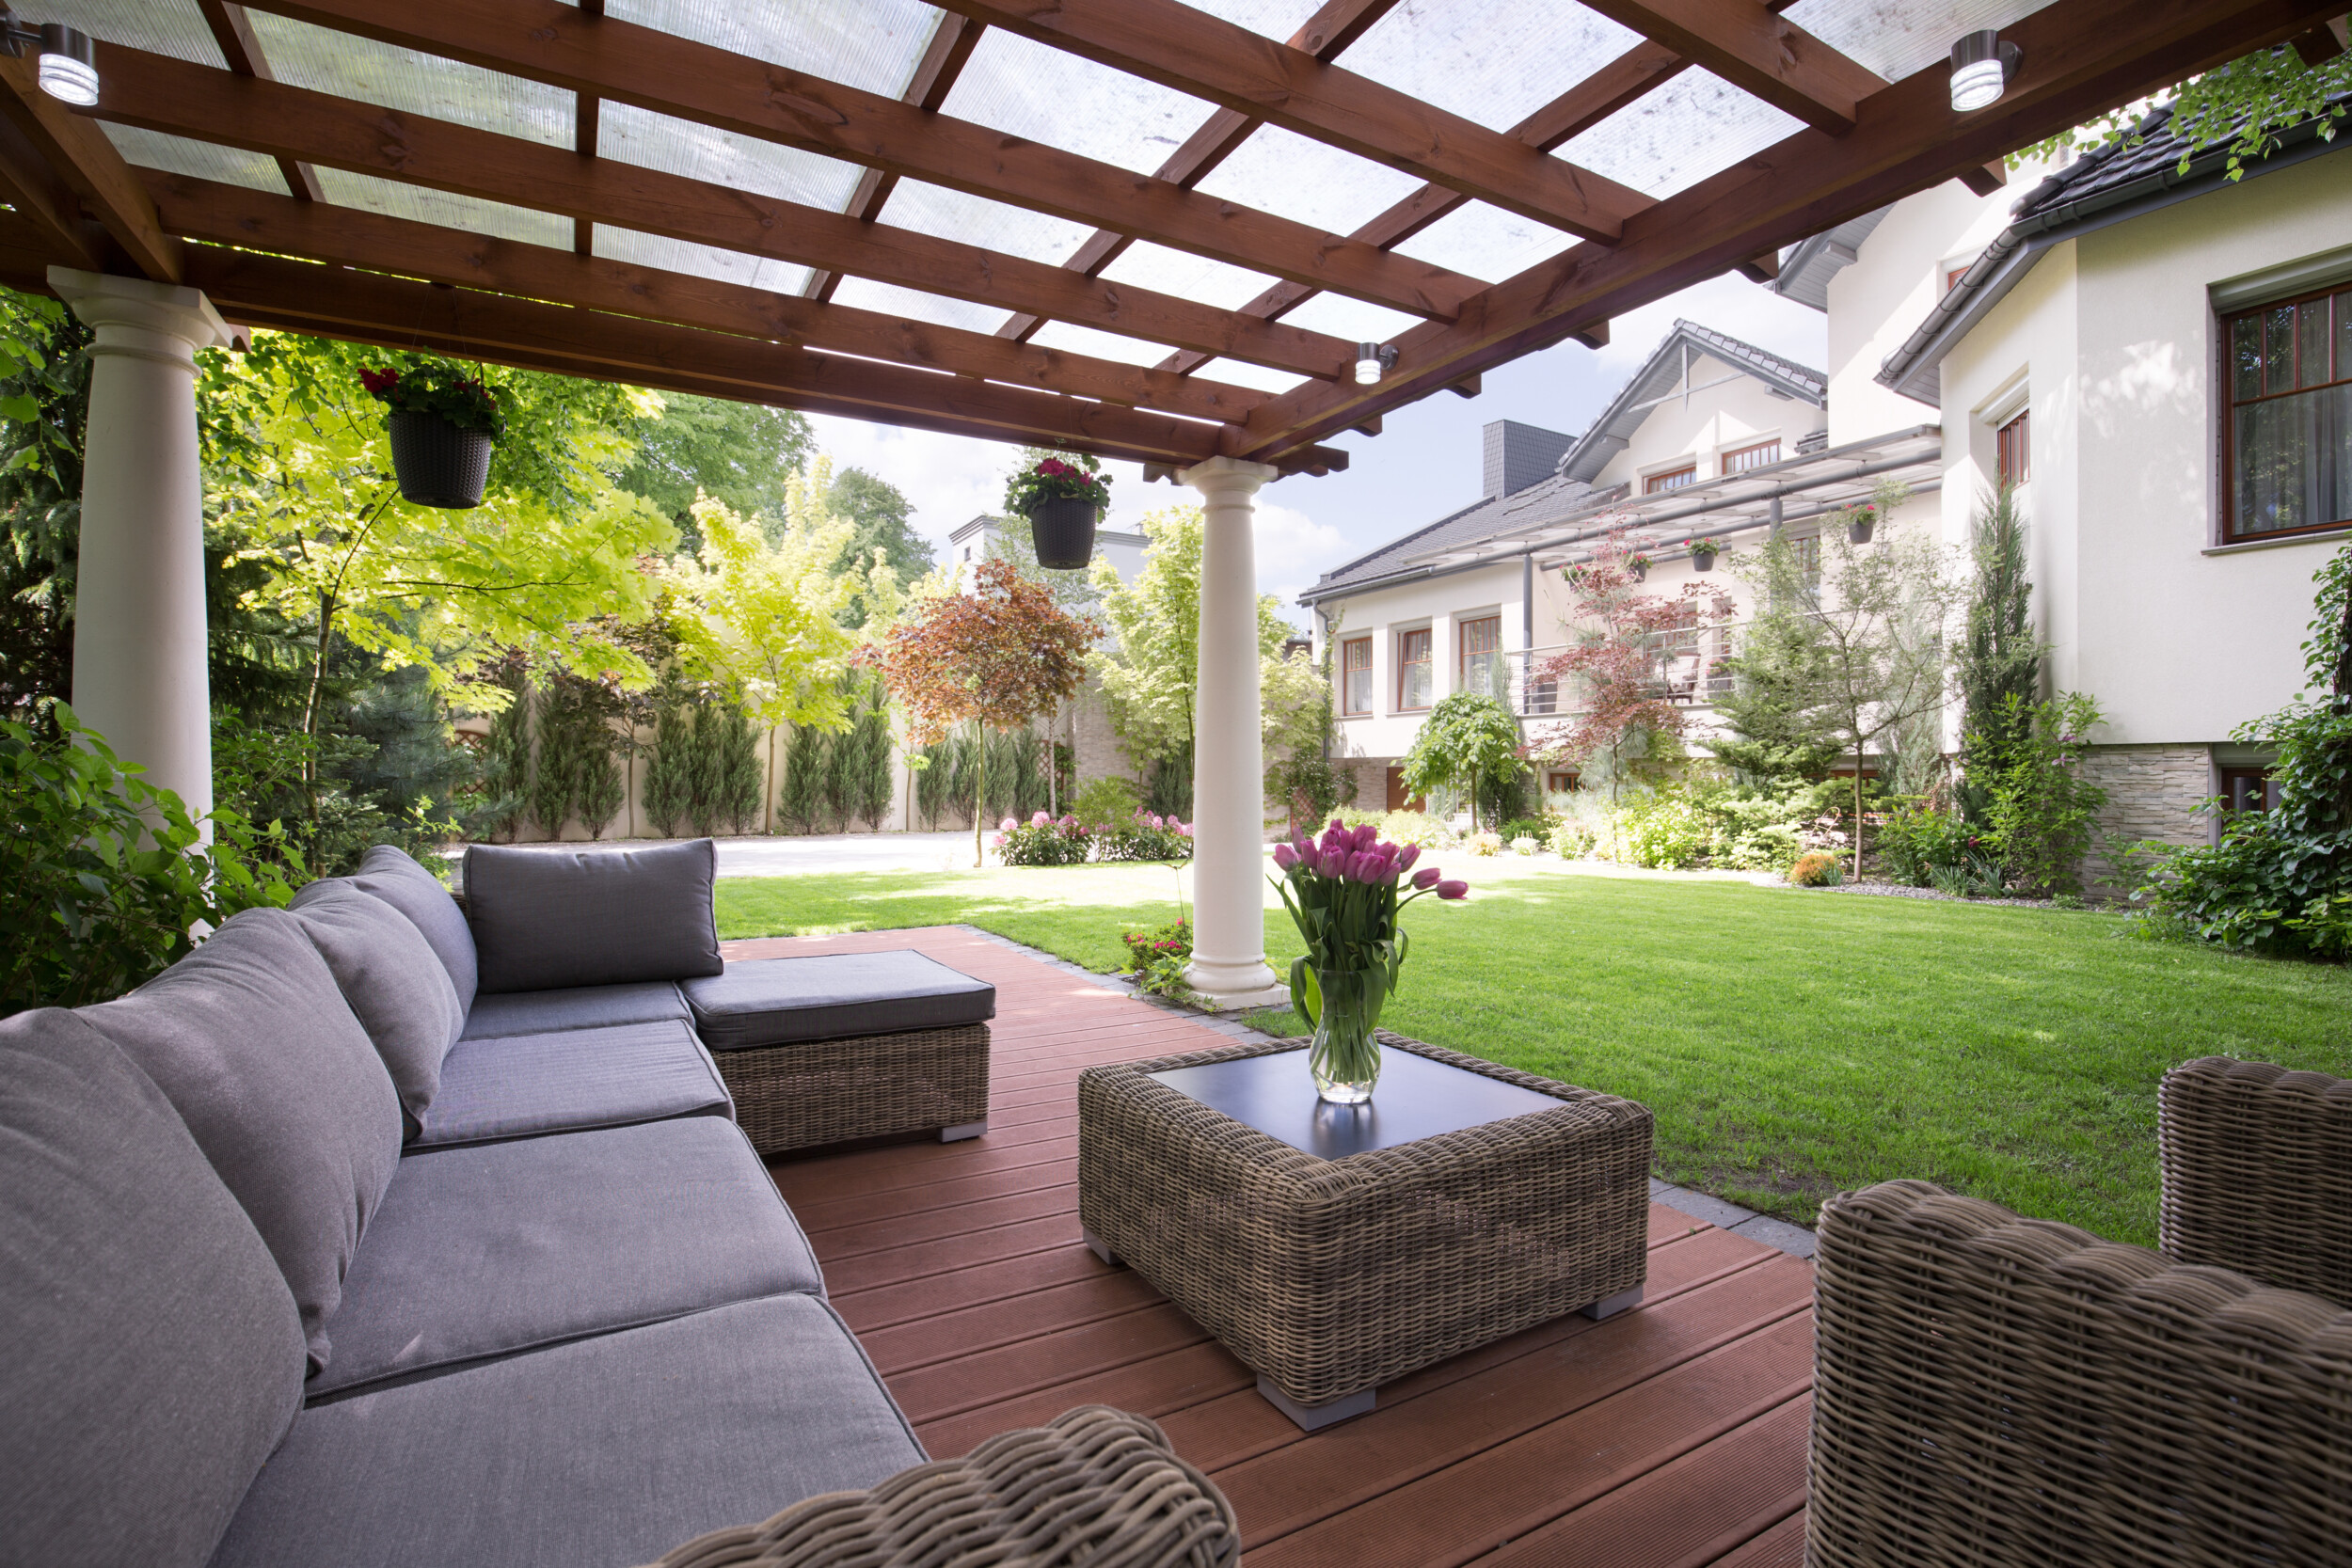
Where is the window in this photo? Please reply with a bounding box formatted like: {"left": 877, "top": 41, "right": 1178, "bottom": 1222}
{"left": 1996, "top": 409, "right": 2030, "bottom": 486}
{"left": 1457, "top": 615, "right": 1501, "bottom": 697}
{"left": 1791, "top": 532, "right": 1821, "bottom": 590}
{"left": 1721, "top": 439, "right": 1781, "bottom": 474}
{"left": 2224, "top": 287, "right": 2352, "bottom": 541}
{"left": 1546, "top": 769, "right": 1580, "bottom": 794}
{"left": 1340, "top": 636, "right": 1372, "bottom": 716}
{"left": 1645, "top": 465, "right": 1696, "bottom": 494}
{"left": 1396, "top": 628, "right": 1432, "bottom": 711}
{"left": 2219, "top": 767, "right": 2280, "bottom": 815}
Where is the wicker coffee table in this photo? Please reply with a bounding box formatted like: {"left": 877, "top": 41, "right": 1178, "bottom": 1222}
{"left": 1077, "top": 1031, "right": 1653, "bottom": 1429}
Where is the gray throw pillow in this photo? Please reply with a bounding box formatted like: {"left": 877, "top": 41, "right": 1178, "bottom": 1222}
{"left": 466, "top": 839, "right": 723, "bottom": 995}
{"left": 81, "top": 907, "right": 405, "bottom": 1374}
{"left": 293, "top": 881, "right": 465, "bottom": 1137}
{"left": 297, "top": 845, "right": 479, "bottom": 1015}
{"left": 0, "top": 1006, "right": 307, "bottom": 1568}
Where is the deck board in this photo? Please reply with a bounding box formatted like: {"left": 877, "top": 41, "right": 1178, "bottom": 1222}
{"left": 729, "top": 927, "right": 1810, "bottom": 1566}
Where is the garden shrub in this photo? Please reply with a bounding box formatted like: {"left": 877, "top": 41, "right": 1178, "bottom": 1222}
{"left": 1548, "top": 820, "right": 1596, "bottom": 858}
{"left": 1876, "top": 801, "right": 1978, "bottom": 886}
{"left": 1497, "top": 816, "right": 1554, "bottom": 846}
{"left": 1509, "top": 835, "right": 1539, "bottom": 855}
{"left": 1609, "top": 792, "right": 1709, "bottom": 869}
{"left": 1788, "top": 850, "right": 1843, "bottom": 887}
{"left": 995, "top": 812, "right": 1090, "bottom": 865}
{"left": 1070, "top": 774, "right": 1144, "bottom": 832}
{"left": 1972, "top": 691, "right": 2106, "bottom": 895}
{"left": 1337, "top": 808, "right": 1457, "bottom": 849}
{"left": 1095, "top": 809, "right": 1193, "bottom": 862}
{"left": 1119, "top": 916, "right": 1198, "bottom": 1003}
{"left": 1466, "top": 831, "right": 1502, "bottom": 857}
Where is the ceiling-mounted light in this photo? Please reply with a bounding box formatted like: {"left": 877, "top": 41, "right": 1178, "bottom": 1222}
{"left": 1948, "top": 29, "right": 2019, "bottom": 114}
{"left": 0, "top": 12, "right": 99, "bottom": 105}
{"left": 1354, "top": 341, "right": 1398, "bottom": 387}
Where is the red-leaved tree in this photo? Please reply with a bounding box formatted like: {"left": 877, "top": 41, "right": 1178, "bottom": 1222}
{"left": 871, "top": 557, "right": 1102, "bottom": 866}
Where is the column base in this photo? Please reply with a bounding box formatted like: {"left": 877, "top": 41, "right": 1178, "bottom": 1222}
{"left": 1184, "top": 956, "right": 1280, "bottom": 1002}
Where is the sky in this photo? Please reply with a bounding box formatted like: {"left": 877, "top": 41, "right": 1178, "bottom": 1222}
{"left": 804, "top": 269, "right": 1828, "bottom": 629}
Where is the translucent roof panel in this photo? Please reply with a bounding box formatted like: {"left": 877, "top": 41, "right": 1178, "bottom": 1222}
{"left": 1275, "top": 293, "right": 1423, "bottom": 347}
{"left": 1191, "top": 125, "right": 1424, "bottom": 238}
{"left": 827, "top": 277, "right": 1010, "bottom": 336}
{"left": 1341, "top": 0, "right": 1645, "bottom": 134}
{"left": 874, "top": 180, "right": 1093, "bottom": 269}
{"left": 1391, "top": 202, "right": 1577, "bottom": 287}
{"left": 937, "top": 27, "right": 1220, "bottom": 180}
{"left": 595, "top": 227, "right": 814, "bottom": 299}
{"left": 1096, "top": 243, "right": 1280, "bottom": 312}
{"left": 102, "top": 124, "right": 287, "bottom": 198}
{"left": 246, "top": 11, "right": 573, "bottom": 150}
{"left": 1783, "top": 0, "right": 2058, "bottom": 81}
{"left": 605, "top": 0, "right": 940, "bottom": 98}
{"left": 1556, "top": 69, "right": 1804, "bottom": 203}
{"left": 598, "top": 102, "right": 865, "bottom": 214}
{"left": 1184, "top": 358, "right": 1307, "bottom": 396}
{"left": 1026, "top": 320, "right": 1192, "bottom": 370}
{"left": 315, "top": 169, "right": 570, "bottom": 250}
{"left": 40, "top": 0, "right": 222, "bottom": 66}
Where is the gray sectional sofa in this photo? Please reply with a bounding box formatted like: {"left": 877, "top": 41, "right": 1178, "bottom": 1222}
{"left": 0, "top": 839, "right": 1234, "bottom": 1568}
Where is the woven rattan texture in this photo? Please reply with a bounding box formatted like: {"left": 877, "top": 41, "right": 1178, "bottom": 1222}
{"left": 641, "top": 1405, "right": 1238, "bottom": 1568}
{"left": 1077, "top": 1030, "right": 1652, "bottom": 1407}
{"left": 714, "top": 1024, "right": 990, "bottom": 1156}
{"left": 2158, "top": 1056, "right": 2352, "bottom": 1309}
{"left": 1808, "top": 1179, "right": 2352, "bottom": 1568}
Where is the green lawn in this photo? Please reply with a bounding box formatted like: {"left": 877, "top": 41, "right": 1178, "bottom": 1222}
{"left": 716, "top": 860, "right": 2352, "bottom": 1245}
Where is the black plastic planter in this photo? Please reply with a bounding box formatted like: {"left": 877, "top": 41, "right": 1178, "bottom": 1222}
{"left": 1691, "top": 548, "right": 1717, "bottom": 573}
{"left": 1848, "top": 518, "right": 1875, "bottom": 545}
{"left": 1028, "top": 496, "right": 1100, "bottom": 570}
{"left": 389, "top": 408, "right": 495, "bottom": 509}
{"left": 1629, "top": 561, "right": 1649, "bottom": 582}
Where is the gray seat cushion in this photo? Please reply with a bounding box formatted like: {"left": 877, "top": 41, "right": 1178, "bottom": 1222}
{"left": 415, "top": 1020, "right": 733, "bottom": 1148}
{"left": 0, "top": 1007, "right": 307, "bottom": 1568}
{"left": 213, "top": 1294, "right": 925, "bottom": 1568}
{"left": 460, "top": 980, "right": 691, "bottom": 1041}
{"left": 292, "top": 881, "right": 465, "bottom": 1136}
{"left": 80, "top": 908, "right": 404, "bottom": 1374}
{"left": 296, "top": 845, "right": 479, "bottom": 1014}
{"left": 466, "top": 839, "right": 723, "bottom": 995}
{"left": 682, "top": 952, "right": 997, "bottom": 1053}
{"left": 313, "top": 1117, "right": 824, "bottom": 1396}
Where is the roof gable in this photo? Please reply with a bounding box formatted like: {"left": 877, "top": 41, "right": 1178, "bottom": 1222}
{"left": 1556, "top": 321, "right": 1827, "bottom": 484}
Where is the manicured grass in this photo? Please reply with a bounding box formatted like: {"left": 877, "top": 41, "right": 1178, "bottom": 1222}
{"left": 716, "top": 861, "right": 2352, "bottom": 1245}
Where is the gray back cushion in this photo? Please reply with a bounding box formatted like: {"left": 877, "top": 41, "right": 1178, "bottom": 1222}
{"left": 292, "top": 881, "right": 465, "bottom": 1137}
{"left": 466, "top": 839, "right": 723, "bottom": 994}
{"left": 300, "top": 846, "right": 478, "bottom": 1014}
{"left": 0, "top": 1006, "right": 306, "bottom": 1568}
{"left": 81, "top": 908, "right": 405, "bottom": 1374}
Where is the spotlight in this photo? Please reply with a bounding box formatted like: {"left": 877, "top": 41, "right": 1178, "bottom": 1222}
{"left": 1948, "top": 29, "right": 2019, "bottom": 114}
{"left": 0, "top": 16, "right": 99, "bottom": 105}
{"left": 1354, "top": 342, "right": 1398, "bottom": 387}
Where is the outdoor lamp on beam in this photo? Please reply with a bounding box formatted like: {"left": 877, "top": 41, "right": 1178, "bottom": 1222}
{"left": 0, "top": 15, "right": 99, "bottom": 105}
{"left": 1354, "top": 342, "right": 1398, "bottom": 387}
{"left": 1948, "top": 30, "right": 2020, "bottom": 114}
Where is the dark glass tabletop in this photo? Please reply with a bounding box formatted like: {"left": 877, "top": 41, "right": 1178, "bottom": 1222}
{"left": 1146, "top": 1044, "right": 1564, "bottom": 1159}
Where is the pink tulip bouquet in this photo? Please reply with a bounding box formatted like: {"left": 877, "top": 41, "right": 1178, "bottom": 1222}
{"left": 1271, "top": 819, "right": 1467, "bottom": 1101}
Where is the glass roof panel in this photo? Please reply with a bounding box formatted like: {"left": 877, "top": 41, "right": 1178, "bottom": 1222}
{"left": 1183, "top": 357, "right": 1307, "bottom": 396}
{"left": 1782, "top": 0, "right": 2058, "bottom": 81}
{"left": 604, "top": 0, "right": 940, "bottom": 98}
{"left": 1556, "top": 68, "right": 1803, "bottom": 202}
{"left": 246, "top": 11, "right": 573, "bottom": 150}
{"left": 595, "top": 227, "right": 814, "bottom": 298}
{"left": 1275, "top": 293, "right": 1422, "bottom": 346}
{"left": 937, "top": 26, "right": 1220, "bottom": 180}
{"left": 314, "top": 169, "right": 571, "bottom": 250}
{"left": 102, "top": 124, "right": 287, "bottom": 197}
{"left": 874, "top": 179, "right": 1093, "bottom": 268}
{"left": 827, "top": 277, "right": 1010, "bottom": 335}
{"left": 1340, "top": 0, "right": 1644, "bottom": 133}
{"left": 1096, "top": 243, "right": 1279, "bottom": 312}
{"left": 40, "top": 0, "right": 222, "bottom": 66}
{"left": 1391, "top": 202, "right": 1576, "bottom": 286}
{"left": 1025, "top": 320, "right": 1186, "bottom": 370}
{"left": 1191, "top": 125, "right": 1423, "bottom": 237}
{"left": 598, "top": 101, "right": 865, "bottom": 214}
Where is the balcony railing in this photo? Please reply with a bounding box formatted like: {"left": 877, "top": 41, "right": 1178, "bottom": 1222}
{"left": 1501, "top": 630, "right": 1740, "bottom": 721}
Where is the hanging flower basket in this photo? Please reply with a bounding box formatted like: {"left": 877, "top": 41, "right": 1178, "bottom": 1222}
{"left": 360, "top": 363, "right": 505, "bottom": 510}
{"left": 1006, "top": 453, "right": 1112, "bottom": 571}
{"left": 1629, "top": 554, "right": 1652, "bottom": 582}
{"left": 1028, "top": 496, "right": 1101, "bottom": 571}
{"left": 1846, "top": 503, "right": 1878, "bottom": 545}
{"left": 1687, "top": 539, "right": 1719, "bottom": 572}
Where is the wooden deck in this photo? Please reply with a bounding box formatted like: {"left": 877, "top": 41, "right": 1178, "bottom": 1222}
{"left": 729, "top": 927, "right": 1812, "bottom": 1568}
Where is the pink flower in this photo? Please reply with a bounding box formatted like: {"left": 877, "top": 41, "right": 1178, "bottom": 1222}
{"left": 1412, "top": 866, "right": 1441, "bottom": 891}
{"left": 1436, "top": 879, "right": 1469, "bottom": 900}
{"left": 1031, "top": 811, "right": 1050, "bottom": 828}
{"left": 1175, "top": 822, "right": 1190, "bottom": 837}
{"left": 1000, "top": 816, "right": 1018, "bottom": 832}
{"left": 1273, "top": 843, "right": 1299, "bottom": 871}
{"left": 1352, "top": 824, "right": 1380, "bottom": 851}
{"left": 992, "top": 833, "right": 1007, "bottom": 847}
{"left": 1394, "top": 843, "right": 1421, "bottom": 873}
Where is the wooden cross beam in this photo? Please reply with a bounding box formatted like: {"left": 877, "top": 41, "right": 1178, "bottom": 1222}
{"left": 191, "top": 0, "right": 323, "bottom": 200}
{"left": 1576, "top": 0, "right": 1886, "bottom": 135}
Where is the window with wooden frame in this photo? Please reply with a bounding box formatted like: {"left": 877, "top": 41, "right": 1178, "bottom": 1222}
{"left": 1996, "top": 409, "right": 2030, "bottom": 486}
{"left": 1395, "top": 627, "right": 1433, "bottom": 711}
{"left": 1645, "top": 464, "right": 1697, "bottom": 494}
{"left": 1457, "top": 615, "right": 1501, "bottom": 698}
{"left": 1546, "top": 769, "right": 1581, "bottom": 794}
{"left": 1721, "top": 439, "right": 1781, "bottom": 474}
{"left": 1340, "top": 636, "right": 1372, "bottom": 717}
{"left": 2219, "top": 766, "right": 2280, "bottom": 815}
{"left": 2223, "top": 286, "right": 2352, "bottom": 542}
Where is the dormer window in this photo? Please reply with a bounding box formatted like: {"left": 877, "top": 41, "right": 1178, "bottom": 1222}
{"left": 1645, "top": 465, "right": 1696, "bottom": 494}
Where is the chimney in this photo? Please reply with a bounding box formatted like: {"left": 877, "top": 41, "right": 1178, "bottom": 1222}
{"left": 1482, "top": 420, "right": 1573, "bottom": 499}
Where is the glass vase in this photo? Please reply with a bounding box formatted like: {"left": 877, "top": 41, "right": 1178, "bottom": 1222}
{"left": 1308, "top": 966, "right": 1383, "bottom": 1104}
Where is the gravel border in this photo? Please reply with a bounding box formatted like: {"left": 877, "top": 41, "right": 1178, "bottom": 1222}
{"left": 1783, "top": 879, "right": 2090, "bottom": 910}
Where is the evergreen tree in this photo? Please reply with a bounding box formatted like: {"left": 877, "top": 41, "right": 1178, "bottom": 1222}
{"left": 780, "top": 720, "right": 828, "bottom": 834}
{"left": 1956, "top": 483, "right": 2043, "bottom": 820}
{"left": 712, "top": 705, "right": 763, "bottom": 833}
{"left": 1708, "top": 565, "right": 1847, "bottom": 782}
{"left": 478, "top": 664, "right": 532, "bottom": 841}
{"left": 643, "top": 695, "right": 695, "bottom": 837}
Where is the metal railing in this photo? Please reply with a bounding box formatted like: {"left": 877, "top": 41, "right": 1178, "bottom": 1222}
{"left": 1502, "top": 629, "right": 1739, "bottom": 721}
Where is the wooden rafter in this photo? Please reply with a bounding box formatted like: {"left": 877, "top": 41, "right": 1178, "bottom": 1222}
{"left": 0, "top": 55, "right": 179, "bottom": 281}
{"left": 0, "top": 109, "right": 101, "bottom": 269}
{"left": 191, "top": 0, "right": 322, "bottom": 200}
{"left": 141, "top": 171, "right": 1271, "bottom": 423}
{"left": 230, "top": 0, "right": 1484, "bottom": 322}
{"left": 1575, "top": 0, "right": 1886, "bottom": 135}
{"left": 928, "top": 0, "right": 1651, "bottom": 243}
{"left": 570, "top": 0, "right": 604, "bottom": 256}
{"left": 92, "top": 42, "right": 1360, "bottom": 380}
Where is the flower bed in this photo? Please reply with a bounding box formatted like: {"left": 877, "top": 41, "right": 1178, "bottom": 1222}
{"left": 1094, "top": 810, "right": 1193, "bottom": 863}
{"left": 995, "top": 813, "right": 1091, "bottom": 865}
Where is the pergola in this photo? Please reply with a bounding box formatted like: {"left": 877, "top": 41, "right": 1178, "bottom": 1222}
{"left": 6, "top": 0, "right": 2334, "bottom": 1001}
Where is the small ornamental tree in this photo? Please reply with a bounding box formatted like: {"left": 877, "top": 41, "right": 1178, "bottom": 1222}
{"left": 873, "top": 557, "right": 1101, "bottom": 866}
{"left": 1397, "top": 694, "right": 1526, "bottom": 832}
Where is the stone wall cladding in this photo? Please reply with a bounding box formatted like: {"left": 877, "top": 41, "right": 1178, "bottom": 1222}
{"left": 2080, "top": 743, "right": 2213, "bottom": 897}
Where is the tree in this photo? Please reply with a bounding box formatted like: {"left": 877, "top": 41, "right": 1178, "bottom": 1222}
{"left": 873, "top": 557, "right": 1100, "bottom": 866}
{"left": 1398, "top": 693, "right": 1527, "bottom": 832}
{"left": 1955, "top": 483, "right": 2043, "bottom": 822}
{"left": 616, "top": 392, "right": 813, "bottom": 539}
{"left": 2019, "top": 39, "right": 2350, "bottom": 182}
{"left": 826, "top": 467, "right": 934, "bottom": 610}
{"left": 1708, "top": 581, "right": 1846, "bottom": 781}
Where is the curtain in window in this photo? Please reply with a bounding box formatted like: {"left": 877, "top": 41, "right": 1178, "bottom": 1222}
{"left": 2235, "top": 385, "right": 2352, "bottom": 535}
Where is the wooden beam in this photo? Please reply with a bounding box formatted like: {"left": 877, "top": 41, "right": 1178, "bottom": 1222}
{"left": 572, "top": 0, "right": 605, "bottom": 254}
{"left": 0, "top": 55, "right": 179, "bottom": 281}
{"left": 1233, "top": 0, "right": 2344, "bottom": 460}
{"left": 92, "top": 43, "right": 1359, "bottom": 380}
{"left": 192, "top": 0, "right": 323, "bottom": 200}
{"left": 2289, "top": 20, "right": 2346, "bottom": 62}
{"left": 928, "top": 0, "right": 1650, "bottom": 243}
{"left": 1574, "top": 0, "right": 1887, "bottom": 135}
{"left": 1569, "top": 321, "right": 1611, "bottom": 350}
{"left": 1446, "top": 375, "right": 1480, "bottom": 399}
{"left": 142, "top": 170, "right": 1271, "bottom": 423}
{"left": 1958, "top": 159, "right": 2009, "bottom": 197}
{"left": 1734, "top": 250, "right": 1780, "bottom": 283}
{"left": 232, "top": 0, "right": 1483, "bottom": 321}
{"left": 0, "top": 110, "right": 101, "bottom": 269}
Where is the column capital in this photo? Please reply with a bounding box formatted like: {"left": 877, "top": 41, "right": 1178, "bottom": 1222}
{"left": 1178, "top": 454, "right": 1280, "bottom": 498}
{"left": 49, "top": 267, "right": 232, "bottom": 369}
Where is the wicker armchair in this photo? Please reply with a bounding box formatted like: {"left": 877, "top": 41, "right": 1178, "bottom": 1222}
{"left": 2158, "top": 1056, "right": 2352, "bottom": 1308}
{"left": 1808, "top": 1180, "right": 2352, "bottom": 1568}
{"left": 641, "top": 1406, "right": 1238, "bottom": 1568}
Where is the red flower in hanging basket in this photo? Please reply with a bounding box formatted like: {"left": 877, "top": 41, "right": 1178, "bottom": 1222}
{"left": 358, "top": 367, "right": 400, "bottom": 396}
{"left": 1005, "top": 451, "right": 1112, "bottom": 515}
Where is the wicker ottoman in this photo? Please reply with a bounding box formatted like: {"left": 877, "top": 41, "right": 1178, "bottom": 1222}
{"left": 682, "top": 953, "right": 994, "bottom": 1156}
{"left": 1078, "top": 1031, "right": 1652, "bottom": 1429}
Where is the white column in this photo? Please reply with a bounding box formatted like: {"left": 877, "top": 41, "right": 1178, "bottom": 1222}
{"left": 1180, "top": 454, "right": 1285, "bottom": 1006}
{"left": 51, "top": 267, "right": 233, "bottom": 825}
